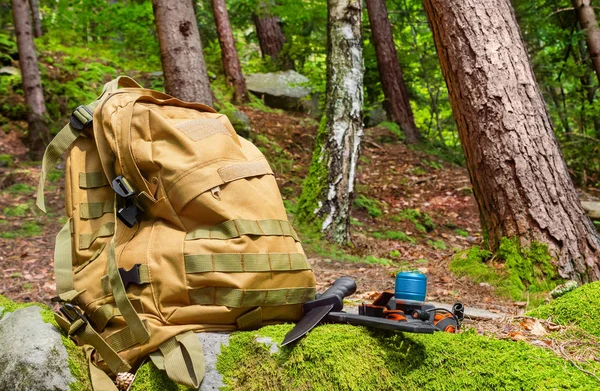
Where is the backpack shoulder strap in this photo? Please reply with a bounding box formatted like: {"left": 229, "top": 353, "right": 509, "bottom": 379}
{"left": 149, "top": 331, "right": 206, "bottom": 388}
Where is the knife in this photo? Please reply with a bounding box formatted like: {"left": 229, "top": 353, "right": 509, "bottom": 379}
{"left": 281, "top": 276, "right": 357, "bottom": 346}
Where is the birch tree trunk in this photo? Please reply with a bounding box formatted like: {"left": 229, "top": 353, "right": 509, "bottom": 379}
{"left": 28, "top": 0, "right": 42, "bottom": 37}
{"left": 152, "top": 0, "right": 213, "bottom": 106}
{"left": 572, "top": 0, "right": 600, "bottom": 84}
{"left": 365, "top": 0, "right": 421, "bottom": 144}
{"left": 12, "top": 0, "right": 48, "bottom": 160}
{"left": 423, "top": 0, "right": 600, "bottom": 282}
{"left": 211, "top": 0, "right": 249, "bottom": 104}
{"left": 297, "top": 0, "right": 364, "bottom": 245}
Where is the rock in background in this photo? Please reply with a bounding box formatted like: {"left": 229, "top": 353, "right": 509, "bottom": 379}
{"left": 246, "top": 71, "right": 312, "bottom": 112}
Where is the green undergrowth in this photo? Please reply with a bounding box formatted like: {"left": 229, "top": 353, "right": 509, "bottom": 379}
{"left": 130, "top": 362, "right": 192, "bottom": 391}
{"left": 393, "top": 209, "right": 435, "bottom": 233}
{"left": 354, "top": 194, "right": 383, "bottom": 218}
{"left": 450, "top": 238, "right": 560, "bottom": 306}
{"left": 371, "top": 230, "right": 415, "bottom": 243}
{"left": 527, "top": 281, "right": 600, "bottom": 337}
{"left": 0, "top": 221, "right": 43, "bottom": 239}
{"left": 217, "top": 324, "right": 600, "bottom": 390}
{"left": 0, "top": 295, "right": 91, "bottom": 391}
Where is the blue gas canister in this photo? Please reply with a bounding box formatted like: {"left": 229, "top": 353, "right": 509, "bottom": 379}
{"left": 394, "top": 271, "right": 427, "bottom": 305}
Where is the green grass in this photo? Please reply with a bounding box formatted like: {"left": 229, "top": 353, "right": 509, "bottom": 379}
{"left": 217, "top": 324, "right": 600, "bottom": 390}
{"left": 354, "top": 195, "right": 383, "bottom": 218}
{"left": 454, "top": 229, "right": 469, "bottom": 237}
{"left": 3, "top": 203, "right": 31, "bottom": 217}
{"left": 0, "top": 221, "right": 42, "bottom": 239}
{"left": 394, "top": 209, "right": 435, "bottom": 233}
{"left": 2, "top": 183, "right": 35, "bottom": 194}
{"left": 371, "top": 230, "right": 415, "bottom": 243}
{"left": 427, "top": 239, "right": 447, "bottom": 250}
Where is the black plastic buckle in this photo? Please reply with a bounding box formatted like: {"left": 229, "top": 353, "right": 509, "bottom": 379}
{"left": 69, "top": 105, "right": 94, "bottom": 131}
{"left": 117, "top": 203, "right": 142, "bottom": 228}
{"left": 112, "top": 176, "right": 136, "bottom": 199}
{"left": 112, "top": 176, "right": 142, "bottom": 227}
{"left": 119, "top": 264, "right": 143, "bottom": 289}
{"left": 60, "top": 303, "right": 89, "bottom": 334}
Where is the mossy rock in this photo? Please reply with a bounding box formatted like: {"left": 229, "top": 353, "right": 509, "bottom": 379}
{"left": 528, "top": 281, "right": 600, "bottom": 337}
{"left": 217, "top": 324, "right": 600, "bottom": 390}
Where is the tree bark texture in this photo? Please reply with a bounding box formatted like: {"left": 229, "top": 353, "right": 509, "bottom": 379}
{"left": 298, "top": 0, "right": 364, "bottom": 244}
{"left": 253, "top": 2, "right": 293, "bottom": 69}
{"left": 572, "top": 0, "right": 600, "bottom": 85}
{"left": 152, "top": 0, "right": 213, "bottom": 106}
{"left": 211, "top": 0, "right": 249, "bottom": 104}
{"left": 28, "top": 0, "right": 42, "bottom": 37}
{"left": 365, "top": 0, "right": 421, "bottom": 144}
{"left": 12, "top": 0, "right": 48, "bottom": 159}
{"left": 423, "top": 0, "right": 600, "bottom": 282}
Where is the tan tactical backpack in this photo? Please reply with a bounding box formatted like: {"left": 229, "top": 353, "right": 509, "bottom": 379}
{"left": 36, "top": 76, "right": 316, "bottom": 389}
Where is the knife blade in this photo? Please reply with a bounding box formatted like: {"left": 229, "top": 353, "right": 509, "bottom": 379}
{"left": 281, "top": 276, "right": 357, "bottom": 346}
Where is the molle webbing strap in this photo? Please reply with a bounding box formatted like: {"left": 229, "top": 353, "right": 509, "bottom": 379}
{"left": 79, "top": 172, "right": 110, "bottom": 188}
{"left": 88, "top": 299, "right": 144, "bottom": 331}
{"left": 55, "top": 312, "right": 130, "bottom": 374}
{"left": 236, "top": 307, "right": 262, "bottom": 331}
{"left": 83, "top": 346, "right": 120, "bottom": 391}
{"left": 79, "top": 222, "right": 115, "bottom": 250}
{"left": 80, "top": 200, "right": 114, "bottom": 219}
{"left": 100, "top": 265, "right": 150, "bottom": 294}
{"left": 107, "top": 233, "right": 150, "bottom": 344}
{"left": 184, "top": 253, "right": 310, "bottom": 273}
{"left": 150, "top": 331, "right": 206, "bottom": 388}
{"left": 54, "top": 219, "right": 74, "bottom": 294}
{"left": 189, "top": 287, "right": 316, "bottom": 307}
{"left": 185, "top": 219, "right": 299, "bottom": 241}
{"left": 104, "top": 320, "right": 149, "bottom": 353}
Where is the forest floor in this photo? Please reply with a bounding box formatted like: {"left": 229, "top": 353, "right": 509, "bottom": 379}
{"left": 0, "top": 106, "right": 595, "bottom": 348}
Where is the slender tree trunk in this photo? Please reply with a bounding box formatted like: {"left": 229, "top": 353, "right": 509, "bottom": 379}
{"left": 365, "top": 0, "right": 421, "bottom": 144}
{"left": 152, "top": 0, "right": 213, "bottom": 106}
{"left": 297, "top": 0, "right": 364, "bottom": 245}
{"left": 423, "top": 0, "right": 600, "bottom": 282}
{"left": 211, "top": 0, "right": 249, "bottom": 104}
{"left": 253, "top": 2, "right": 294, "bottom": 70}
{"left": 12, "top": 0, "right": 48, "bottom": 160}
{"left": 28, "top": 0, "right": 42, "bottom": 37}
{"left": 572, "top": 0, "right": 600, "bottom": 85}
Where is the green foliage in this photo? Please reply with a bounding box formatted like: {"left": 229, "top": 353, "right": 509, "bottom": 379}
{"left": 454, "top": 229, "right": 469, "bottom": 237}
{"left": 353, "top": 195, "right": 383, "bottom": 218}
{"left": 427, "top": 239, "right": 446, "bottom": 250}
{"left": 371, "top": 230, "right": 415, "bottom": 243}
{"left": 528, "top": 281, "right": 600, "bottom": 337}
{"left": 450, "top": 239, "right": 560, "bottom": 305}
{"left": 2, "top": 183, "right": 35, "bottom": 194}
{"left": 217, "top": 324, "right": 600, "bottom": 390}
{"left": 0, "top": 154, "right": 13, "bottom": 167}
{"left": 130, "top": 362, "right": 193, "bottom": 391}
{"left": 394, "top": 209, "right": 435, "bottom": 233}
{"left": 3, "top": 203, "right": 31, "bottom": 217}
{"left": 0, "top": 221, "right": 42, "bottom": 239}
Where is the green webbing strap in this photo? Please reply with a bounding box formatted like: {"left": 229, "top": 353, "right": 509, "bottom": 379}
{"left": 55, "top": 312, "right": 130, "bottom": 374}
{"left": 151, "top": 331, "right": 205, "bottom": 388}
{"left": 104, "top": 320, "right": 148, "bottom": 353}
{"left": 36, "top": 122, "right": 82, "bottom": 213}
{"left": 55, "top": 289, "right": 85, "bottom": 303}
{"left": 54, "top": 219, "right": 74, "bottom": 294}
{"left": 79, "top": 172, "right": 110, "bottom": 189}
{"left": 184, "top": 252, "right": 310, "bottom": 273}
{"left": 107, "top": 233, "right": 150, "bottom": 345}
{"left": 189, "top": 287, "right": 316, "bottom": 307}
{"left": 79, "top": 222, "right": 115, "bottom": 250}
{"left": 89, "top": 304, "right": 121, "bottom": 332}
{"left": 80, "top": 201, "right": 114, "bottom": 219}
{"left": 185, "top": 219, "right": 299, "bottom": 241}
{"left": 83, "top": 346, "right": 120, "bottom": 391}
{"left": 100, "top": 265, "right": 150, "bottom": 293}
{"left": 236, "top": 307, "right": 262, "bottom": 330}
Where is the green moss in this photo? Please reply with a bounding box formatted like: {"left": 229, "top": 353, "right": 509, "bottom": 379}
{"left": 353, "top": 195, "right": 383, "bottom": 218}
{"left": 47, "top": 169, "right": 64, "bottom": 183}
{"left": 528, "top": 281, "right": 600, "bottom": 337}
{"left": 2, "top": 183, "right": 35, "bottom": 194}
{"left": 394, "top": 209, "right": 435, "bottom": 233}
{"left": 130, "top": 362, "right": 193, "bottom": 391}
{"left": 217, "top": 324, "right": 600, "bottom": 390}
{"left": 371, "top": 230, "right": 415, "bottom": 243}
{"left": 1, "top": 221, "right": 43, "bottom": 239}
{"left": 297, "top": 117, "right": 329, "bottom": 228}
{"left": 454, "top": 229, "right": 469, "bottom": 237}
{"left": 0, "top": 154, "right": 13, "bottom": 167}
{"left": 3, "top": 203, "right": 31, "bottom": 217}
{"left": 450, "top": 240, "right": 560, "bottom": 306}
{"left": 427, "top": 239, "right": 447, "bottom": 250}
{"left": 378, "top": 121, "right": 405, "bottom": 141}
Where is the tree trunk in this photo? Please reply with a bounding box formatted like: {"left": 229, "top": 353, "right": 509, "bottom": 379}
{"left": 28, "top": 0, "right": 42, "bottom": 37}
{"left": 12, "top": 0, "right": 48, "bottom": 160}
{"left": 365, "top": 0, "right": 421, "bottom": 144}
{"left": 423, "top": 0, "right": 600, "bottom": 282}
{"left": 211, "top": 0, "right": 249, "bottom": 104}
{"left": 296, "top": 0, "right": 364, "bottom": 245}
{"left": 253, "top": 2, "right": 294, "bottom": 70}
{"left": 152, "top": 0, "right": 213, "bottom": 106}
{"left": 572, "top": 0, "right": 600, "bottom": 85}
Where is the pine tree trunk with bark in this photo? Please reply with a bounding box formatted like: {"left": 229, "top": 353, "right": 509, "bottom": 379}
{"left": 152, "top": 0, "right": 213, "bottom": 106}
{"left": 211, "top": 0, "right": 249, "bottom": 104}
{"left": 365, "top": 0, "right": 421, "bottom": 144}
{"left": 12, "top": 0, "right": 48, "bottom": 160}
{"left": 423, "top": 0, "right": 600, "bottom": 282}
{"left": 28, "top": 0, "right": 42, "bottom": 37}
{"left": 572, "top": 0, "right": 600, "bottom": 84}
{"left": 297, "top": 0, "right": 364, "bottom": 245}
{"left": 253, "top": 2, "right": 294, "bottom": 70}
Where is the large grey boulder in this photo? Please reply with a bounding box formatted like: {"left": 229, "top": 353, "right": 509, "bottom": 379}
{"left": 364, "top": 103, "right": 390, "bottom": 128}
{"left": 198, "top": 333, "right": 230, "bottom": 391}
{"left": 246, "top": 70, "right": 312, "bottom": 112}
{"left": 0, "top": 306, "right": 75, "bottom": 391}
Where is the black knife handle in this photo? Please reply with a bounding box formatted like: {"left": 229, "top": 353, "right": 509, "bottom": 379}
{"left": 305, "top": 276, "right": 357, "bottom": 313}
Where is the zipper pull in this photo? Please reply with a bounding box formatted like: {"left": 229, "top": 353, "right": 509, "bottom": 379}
{"left": 211, "top": 185, "right": 222, "bottom": 200}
